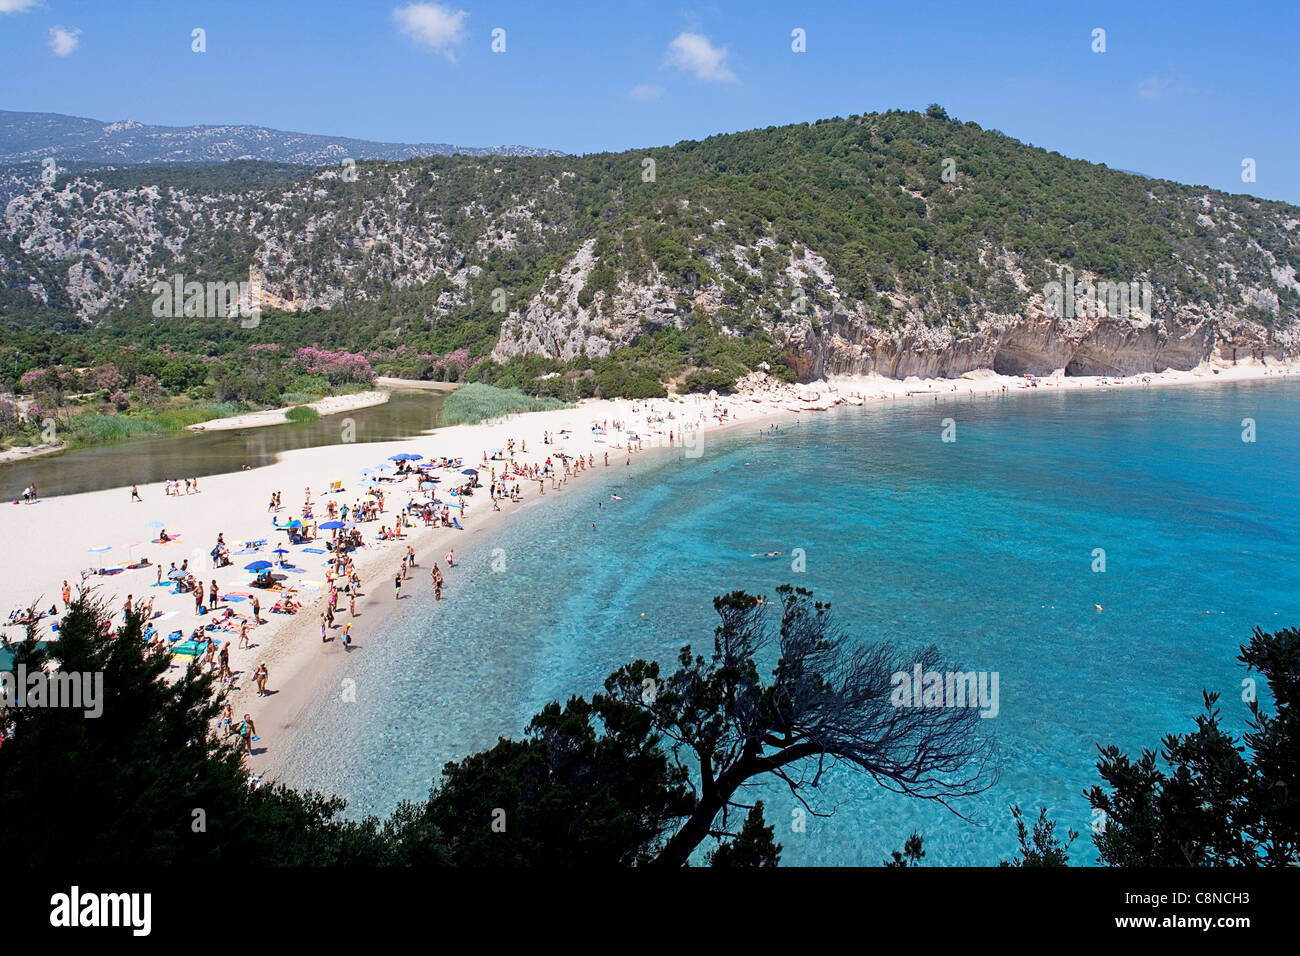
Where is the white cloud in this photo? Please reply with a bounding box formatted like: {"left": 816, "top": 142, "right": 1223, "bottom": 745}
{"left": 0, "top": 0, "right": 41, "bottom": 14}
{"left": 665, "top": 31, "right": 735, "bottom": 83}
{"left": 629, "top": 83, "right": 663, "bottom": 101}
{"left": 1138, "top": 75, "right": 1203, "bottom": 100}
{"left": 393, "top": 3, "right": 467, "bottom": 58}
{"left": 47, "top": 25, "right": 80, "bottom": 56}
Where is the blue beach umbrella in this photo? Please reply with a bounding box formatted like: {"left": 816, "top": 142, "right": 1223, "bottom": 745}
{"left": 272, "top": 547, "right": 290, "bottom": 555}
{"left": 319, "top": 520, "right": 347, "bottom": 530}
{"left": 88, "top": 544, "right": 112, "bottom": 553}
{"left": 284, "top": 519, "right": 303, "bottom": 529}
{"left": 144, "top": 520, "right": 164, "bottom": 529}
{"left": 461, "top": 468, "right": 477, "bottom": 476}
{"left": 244, "top": 561, "right": 272, "bottom": 571}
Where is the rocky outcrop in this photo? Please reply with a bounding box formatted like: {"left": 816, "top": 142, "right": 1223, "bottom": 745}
{"left": 493, "top": 240, "right": 1296, "bottom": 379}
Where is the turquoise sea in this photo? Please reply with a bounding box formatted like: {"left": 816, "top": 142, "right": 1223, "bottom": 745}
{"left": 275, "top": 378, "right": 1300, "bottom": 865}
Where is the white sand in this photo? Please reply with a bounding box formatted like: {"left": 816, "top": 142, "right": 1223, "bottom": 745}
{"left": 0, "top": 391, "right": 785, "bottom": 769}
{"left": 186, "top": 390, "right": 391, "bottom": 431}
{"left": 1, "top": 356, "right": 1293, "bottom": 774}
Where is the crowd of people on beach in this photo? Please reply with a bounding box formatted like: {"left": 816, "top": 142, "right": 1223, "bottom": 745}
{"left": 4, "top": 399, "right": 730, "bottom": 765}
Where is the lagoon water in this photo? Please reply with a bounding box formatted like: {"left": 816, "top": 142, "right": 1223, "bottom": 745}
{"left": 276, "top": 379, "right": 1300, "bottom": 865}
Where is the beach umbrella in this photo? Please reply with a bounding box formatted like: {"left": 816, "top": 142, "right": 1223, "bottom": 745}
{"left": 245, "top": 560, "right": 273, "bottom": 571}
{"left": 359, "top": 468, "right": 373, "bottom": 475}
{"left": 285, "top": 519, "right": 303, "bottom": 528}
{"left": 168, "top": 568, "right": 186, "bottom": 579}
{"left": 272, "top": 547, "right": 290, "bottom": 555}
{"left": 461, "top": 468, "right": 477, "bottom": 475}
{"left": 88, "top": 544, "right": 112, "bottom": 553}
{"left": 319, "top": 520, "right": 346, "bottom": 530}
{"left": 144, "top": 520, "right": 164, "bottom": 529}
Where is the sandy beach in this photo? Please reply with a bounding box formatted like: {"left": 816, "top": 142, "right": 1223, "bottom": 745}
{"left": 2, "top": 355, "right": 1294, "bottom": 779}
{"left": 186, "top": 390, "right": 392, "bottom": 431}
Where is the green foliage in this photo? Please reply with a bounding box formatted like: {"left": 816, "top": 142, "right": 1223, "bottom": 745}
{"left": 683, "top": 368, "right": 738, "bottom": 394}
{"left": 438, "top": 382, "right": 566, "bottom": 425}
{"left": 0, "top": 593, "right": 389, "bottom": 865}
{"left": 285, "top": 404, "right": 319, "bottom": 422}
{"left": 47, "top": 402, "right": 244, "bottom": 446}
{"left": 1086, "top": 626, "right": 1299, "bottom": 866}
{"left": 885, "top": 833, "right": 926, "bottom": 867}
{"left": 999, "top": 806, "right": 1077, "bottom": 867}
{"left": 413, "top": 695, "right": 693, "bottom": 866}
{"left": 708, "top": 802, "right": 782, "bottom": 867}
{"left": 6, "top": 107, "right": 1291, "bottom": 411}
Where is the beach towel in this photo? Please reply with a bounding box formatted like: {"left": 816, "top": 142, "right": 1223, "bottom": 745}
{"left": 452, "top": 517, "right": 464, "bottom": 530}
{"left": 303, "top": 548, "right": 326, "bottom": 554}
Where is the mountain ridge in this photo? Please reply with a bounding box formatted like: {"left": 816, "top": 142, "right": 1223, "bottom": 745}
{"left": 0, "top": 109, "right": 564, "bottom": 165}
{"left": 2, "top": 109, "right": 1297, "bottom": 392}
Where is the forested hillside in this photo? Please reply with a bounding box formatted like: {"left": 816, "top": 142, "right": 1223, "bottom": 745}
{"left": 3, "top": 107, "right": 1297, "bottom": 405}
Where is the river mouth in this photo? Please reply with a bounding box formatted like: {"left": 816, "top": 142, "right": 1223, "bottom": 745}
{"left": 0, "top": 389, "right": 448, "bottom": 499}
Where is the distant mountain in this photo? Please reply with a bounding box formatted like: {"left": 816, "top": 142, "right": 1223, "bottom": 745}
{"left": 0, "top": 110, "right": 563, "bottom": 165}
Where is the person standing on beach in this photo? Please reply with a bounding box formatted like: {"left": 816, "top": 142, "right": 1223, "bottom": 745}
{"left": 446, "top": 549, "right": 455, "bottom": 568}
{"left": 131, "top": 485, "right": 142, "bottom": 502}
{"left": 251, "top": 595, "right": 260, "bottom": 623}
{"left": 237, "top": 715, "right": 257, "bottom": 754}
{"left": 342, "top": 622, "right": 352, "bottom": 650}
{"left": 61, "top": 580, "right": 71, "bottom": 607}
{"left": 394, "top": 573, "right": 402, "bottom": 601}
{"left": 320, "top": 613, "right": 328, "bottom": 643}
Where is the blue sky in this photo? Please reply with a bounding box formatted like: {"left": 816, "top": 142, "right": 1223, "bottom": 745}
{"left": 1, "top": 0, "right": 1297, "bottom": 203}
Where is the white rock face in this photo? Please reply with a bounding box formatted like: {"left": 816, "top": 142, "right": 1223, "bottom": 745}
{"left": 3, "top": 157, "right": 1296, "bottom": 380}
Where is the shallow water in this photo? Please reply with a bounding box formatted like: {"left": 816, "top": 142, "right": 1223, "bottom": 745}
{"left": 275, "top": 379, "right": 1300, "bottom": 865}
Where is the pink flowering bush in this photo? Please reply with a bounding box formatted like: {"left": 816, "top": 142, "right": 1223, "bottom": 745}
{"left": 18, "top": 369, "right": 45, "bottom": 392}
{"left": 89, "top": 364, "right": 125, "bottom": 392}
{"left": 291, "top": 347, "right": 377, "bottom": 385}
